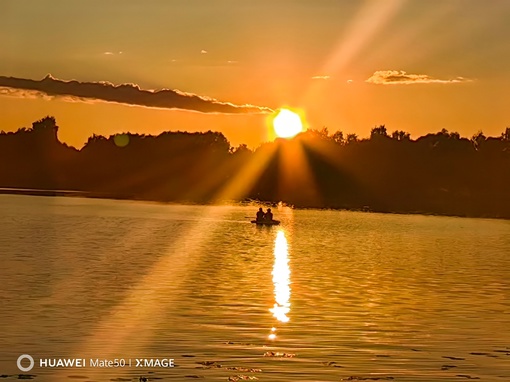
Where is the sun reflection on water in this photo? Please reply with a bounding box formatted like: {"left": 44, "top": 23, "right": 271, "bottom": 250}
{"left": 268, "top": 230, "right": 291, "bottom": 339}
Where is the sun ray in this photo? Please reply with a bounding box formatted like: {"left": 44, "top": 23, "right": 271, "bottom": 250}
{"left": 321, "top": 0, "right": 406, "bottom": 75}
{"left": 360, "top": 2, "right": 479, "bottom": 73}
{"left": 277, "top": 138, "right": 322, "bottom": 207}
{"left": 300, "top": 136, "right": 382, "bottom": 209}
{"left": 68, "top": 205, "right": 237, "bottom": 380}
{"left": 301, "top": 0, "right": 407, "bottom": 105}
{"left": 212, "top": 143, "right": 278, "bottom": 202}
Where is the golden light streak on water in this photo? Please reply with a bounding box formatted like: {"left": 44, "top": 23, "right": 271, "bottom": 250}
{"left": 269, "top": 230, "right": 291, "bottom": 324}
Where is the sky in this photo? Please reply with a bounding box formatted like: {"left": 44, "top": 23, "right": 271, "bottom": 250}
{"left": 1, "top": 0, "right": 509, "bottom": 149}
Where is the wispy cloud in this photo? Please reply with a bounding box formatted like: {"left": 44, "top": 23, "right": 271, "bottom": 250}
{"left": 311, "top": 75, "right": 331, "bottom": 80}
{"left": 0, "top": 86, "right": 50, "bottom": 100}
{"left": 366, "top": 70, "right": 472, "bottom": 85}
{"left": 0, "top": 74, "right": 273, "bottom": 114}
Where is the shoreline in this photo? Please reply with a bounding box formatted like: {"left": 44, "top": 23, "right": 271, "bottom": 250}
{"left": 0, "top": 188, "right": 91, "bottom": 198}
{"left": 0, "top": 187, "right": 508, "bottom": 221}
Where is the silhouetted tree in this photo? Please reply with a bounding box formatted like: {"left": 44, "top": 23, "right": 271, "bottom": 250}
{"left": 32, "top": 116, "right": 58, "bottom": 135}
{"left": 346, "top": 133, "right": 359, "bottom": 145}
{"left": 501, "top": 127, "right": 510, "bottom": 142}
{"left": 3, "top": 116, "right": 510, "bottom": 219}
{"left": 391, "top": 130, "right": 410, "bottom": 141}
{"left": 370, "top": 125, "right": 388, "bottom": 139}
{"left": 332, "top": 130, "right": 345, "bottom": 145}
{"left": 471, "top": 130, "right": 486, "bottom": 150}
{"left": 450, "top": 131, "right": 461, "bottom": 140}
{"left": 230, "top": 143, "right": 252, "bottom": 155}
{"left": 304, "top": 127, "right": 331, "bottom": 141}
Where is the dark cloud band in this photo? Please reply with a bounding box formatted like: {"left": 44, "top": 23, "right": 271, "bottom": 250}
{"left": 0, "top": 74, "right": 273, "bottom": 114}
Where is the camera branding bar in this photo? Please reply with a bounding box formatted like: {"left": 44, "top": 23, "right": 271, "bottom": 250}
{"left": 17, "top": 355, "right": 174, "bottom": 372}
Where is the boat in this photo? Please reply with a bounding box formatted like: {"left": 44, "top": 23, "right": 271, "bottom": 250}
{"left": 251, "top": 220, "right": 280, "bottom": 226}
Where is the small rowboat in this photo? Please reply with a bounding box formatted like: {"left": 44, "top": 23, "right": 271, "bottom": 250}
{"left": 251, "top": 220, "right": 280, "bottom": 226}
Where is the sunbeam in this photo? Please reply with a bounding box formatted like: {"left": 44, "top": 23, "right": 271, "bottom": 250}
{"left": 325, "top": 0, "right": 405, "bottom": 72}
{"left": 213, "top": 143, "right": 278, "bottom": 202}
{"left": 302, "top": 0, "right": 407, "bottom": 105}
{"left": 278, "top": 137, "right": 322, "bottom": 207}
{"left": 68, "top": 205, "right": 237, "bottom": 380}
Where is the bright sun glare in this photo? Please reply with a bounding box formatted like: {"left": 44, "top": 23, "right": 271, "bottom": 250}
{"left": 273, "top": 109, "right": 303, "bottom": 139}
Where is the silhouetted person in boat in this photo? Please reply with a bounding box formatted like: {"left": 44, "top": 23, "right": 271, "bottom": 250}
{"left": 265, "top": 208, "right": 273, "bottom": 222}
{"left": 256, "top": 207, "right": 265, "bottom": 222}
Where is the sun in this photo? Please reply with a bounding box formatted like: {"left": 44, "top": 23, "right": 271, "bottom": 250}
{"left": 273, "top": 109, "right": 304, "bottom": 138}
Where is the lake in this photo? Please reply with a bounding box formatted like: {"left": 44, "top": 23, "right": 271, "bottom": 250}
{"left": 1, "top": 194, "right": 509, "bottom": 381}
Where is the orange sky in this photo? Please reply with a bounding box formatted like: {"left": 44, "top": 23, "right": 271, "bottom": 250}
{"left": 1, "top": 0, "right": 509, "bottom": 149}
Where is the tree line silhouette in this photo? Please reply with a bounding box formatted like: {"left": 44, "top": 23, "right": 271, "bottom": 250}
{"left": 1, "top": 116, "right": 510, "bottom": 218}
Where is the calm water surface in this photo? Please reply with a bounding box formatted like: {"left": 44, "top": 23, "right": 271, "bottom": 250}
{"left": 1, "top": 194, "right": 509, "bottom": 381}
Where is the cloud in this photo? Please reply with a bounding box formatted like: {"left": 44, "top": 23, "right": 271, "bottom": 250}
{"left": 311, "top": 75, "right": 331, "bottom": 80}
{"left": 201, "top": 50, "right": 208, "bottom": 54}
{"left": 366, "top": 70, "right": 472, "bottom": 85}
{"left": 0, "top": 74, "right": 273, "bottom": 114}
{"left": 103, "top": 51, "right": 114, "bottom": 55}
{"left": 0, "top": 86, "right": 51, "bottom": 100}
